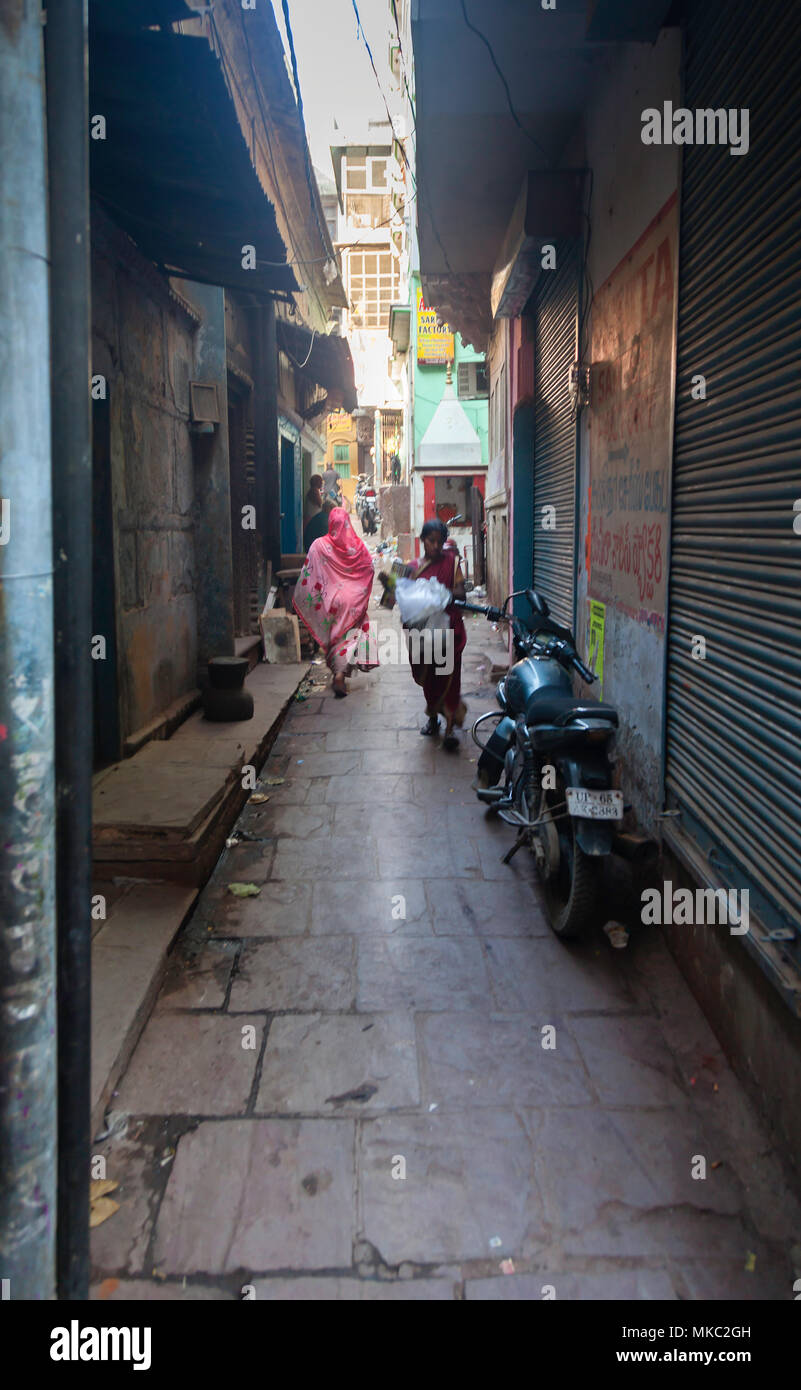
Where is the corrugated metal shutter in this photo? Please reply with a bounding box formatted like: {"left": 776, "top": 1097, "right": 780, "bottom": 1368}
{"left": 532, "top": 244, "right": 579, "bottom": 627}
{"left": 665, "top": 0, "right": 801, "bottom": 933}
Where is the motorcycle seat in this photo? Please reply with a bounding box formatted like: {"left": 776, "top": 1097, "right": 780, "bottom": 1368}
{"left": 525, "top": 690, "right": 619, "bottom": 727}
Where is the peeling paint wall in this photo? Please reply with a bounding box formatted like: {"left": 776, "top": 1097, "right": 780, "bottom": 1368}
{"left": 91, "top": 208, "right": 200, "bottom": 743}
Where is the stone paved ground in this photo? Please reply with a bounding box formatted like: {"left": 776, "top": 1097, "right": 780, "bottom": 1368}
{"left": 91, "top": 589, "right": 801, "bottom": 1301}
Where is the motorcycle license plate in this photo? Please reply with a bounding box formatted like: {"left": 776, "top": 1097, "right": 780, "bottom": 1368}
{"left": 566, "top": 787, "right": 623, "bottom": 820}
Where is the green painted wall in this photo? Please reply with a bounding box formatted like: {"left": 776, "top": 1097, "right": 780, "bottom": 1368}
{"left": 411, "top": 273, "right": 489, "bottom": 465}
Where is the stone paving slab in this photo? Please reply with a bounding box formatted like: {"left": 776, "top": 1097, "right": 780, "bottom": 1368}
{"left": 229, "top": 937, "right": 355, "bottom": 1011}
{"left": 376, "top": 834, "right": 482, "bottom": 881}
{"left": 357, "top": 937, "right": 490, "bottom": 1012}
{"left": 675, "top": 1259, "right": 793, "bottom": 1301}
{"left": 325, "top": 728, "right": 397, "bottom": 752}
{"left": 418, "top": 1012, "right": 595, "bottom": 1108}
{"left": 211, "top": 881, "right": 312, "bottom": 937}
{"left": 423, "top": 877, "right": 551, "bottom": 937}
{"left": 153, "top": 1119, "right": 354, "bottom": 1272}
{"left": 255, "top": 804, "right": 333, "bottom": 839}
{"left": 465, "top": 1270, "right": 677, "bottom": 1299}
{"left": 90, "top": 1118, "right": 166, "bottom": 1276}
{"left": 484, "top": 935, "right": 638, "bottom": 1014}
{"left": 333, "top": 800, "right": 441, "bottom": 839}
{"left": 243, "top": 777, "right": 317, "bottom": 806}
{"left": 310, "top": 879, "right": 431, "bottom": 936}
{"left": 273, "top": 833, "right": 377, "bottom": 882}
{"left": 361, "top": 748, "right": 439, "bottom": 776}
{"left": 291, "top": 751, "right": 363, "bottom": 778}
{"left": 569, "top": 1014, "right": 688, "bottom": 1106}
{"left": 521, "top": 1105, "right": 749, "bottom": 1258}
{"left": 324, "top": 773, "right": 410, "bottom": 803}
{"left": 91, "top": 883, "right": 197, "bottom": 1124}
{"left": 212, "top": 841, "right": 276, "bottom": 886}
{"left": 359, "top": 1110, "right": 545, "bottom": 1265}
{"left": 116, "top": 1013, "right": 264, "bottom": 1115}
{"left": 256, "top": 1012, "right": 419, "bottom": 1114}
{"left": 155, "top": 941, "right": 236, "bottom": 1011}
{"left": 91, "top": 1280, "right": 235, "bottom": 1300}
{"left": 251, "top": 1277, "right": 457, "bottom": 1299}
{"left": 270, "top": 733, "right": 329, "bottom": 756}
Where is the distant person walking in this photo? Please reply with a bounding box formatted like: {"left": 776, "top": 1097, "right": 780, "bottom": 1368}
{"left": 294, "top": 507, "right": 378, "bottom": 698}
{"left": 321, "top": 462, "right": 339, "bottom": 502}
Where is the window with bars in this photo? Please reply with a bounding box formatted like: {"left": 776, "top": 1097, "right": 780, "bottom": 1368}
{"left": 457, "top": 361, "right": 488, "bottom": 399}
{"left": 333, "top": 444, "right": 350, "bottom": 462}
{"left": 347, "top": 249, "right": 399, "bottom": 330}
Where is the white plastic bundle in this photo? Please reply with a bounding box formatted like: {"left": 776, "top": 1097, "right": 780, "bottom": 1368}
{"left": 394, "top": 576, "right": 452, "bottom": 629}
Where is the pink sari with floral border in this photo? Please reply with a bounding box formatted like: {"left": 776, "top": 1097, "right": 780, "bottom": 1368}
{"left": 293, "top": 508, "right": 378, "bottom": 674}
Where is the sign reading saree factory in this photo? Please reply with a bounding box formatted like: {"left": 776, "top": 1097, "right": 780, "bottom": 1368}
{"left": 416, "top": 288, "right": 454, "bottom": 365}
{"left": 588, "top": 193, "right": 678, "bottom": 632}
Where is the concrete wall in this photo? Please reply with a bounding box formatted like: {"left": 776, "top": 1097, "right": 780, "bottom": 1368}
{"left": 378, "top": 484, "right": 411, "bottom": 538}
{"left": 570, "top": 31, "right": 682, "bottom": 829}
{"left": 92, "top": 209, "right": 201, "bottom": 743}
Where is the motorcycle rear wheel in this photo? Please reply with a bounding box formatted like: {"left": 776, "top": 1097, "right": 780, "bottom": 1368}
{"left": 538, "top": 795, "right": 598, "bottom": 939}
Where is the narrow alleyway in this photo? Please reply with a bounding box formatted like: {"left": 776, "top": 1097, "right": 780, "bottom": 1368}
{"left": 90, "top": 578, "right": 801, "bottom": 1301}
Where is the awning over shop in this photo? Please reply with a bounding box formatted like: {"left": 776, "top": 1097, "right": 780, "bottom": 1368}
{"left": 88, "top": 23, "right": 298, "bottom": 297}
{"left": 276, "top": 321, "right": 357, "bottom": 414}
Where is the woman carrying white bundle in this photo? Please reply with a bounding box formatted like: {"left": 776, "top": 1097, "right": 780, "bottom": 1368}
{"left": 389, "top": 519, "right": 467, "bottom": 750}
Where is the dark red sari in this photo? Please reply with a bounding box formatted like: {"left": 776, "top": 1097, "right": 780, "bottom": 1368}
{"left": 408, "top": 550, "right": 467, "bottom": 726}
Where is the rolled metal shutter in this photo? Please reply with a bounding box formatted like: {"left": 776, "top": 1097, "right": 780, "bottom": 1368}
{"left": 665, "top": 0, "right": 801, "bottom": 933}
{"left": 532, "top": 244, "right": 579, "bottom": 627}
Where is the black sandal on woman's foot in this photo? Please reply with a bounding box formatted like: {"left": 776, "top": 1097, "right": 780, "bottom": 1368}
{"left": 443, "top": 732, "right": 459, "bottom": 751}
{"left": 420, "top": 716, "right": 440, "bottom": 736}
{"left": 332, "top": 677, "right": 348, "bottom": 699}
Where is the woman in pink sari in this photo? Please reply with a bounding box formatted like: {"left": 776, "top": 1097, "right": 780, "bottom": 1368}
{"left": 293, "top": 507, "right": 378, "bottom": 698}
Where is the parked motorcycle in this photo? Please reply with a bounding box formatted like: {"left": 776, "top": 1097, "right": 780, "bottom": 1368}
{"left": 361, "top": 488, "right": 379, "bottom": 535}
{"left": 456, "top": 588, "right": 623, "bottom": 938}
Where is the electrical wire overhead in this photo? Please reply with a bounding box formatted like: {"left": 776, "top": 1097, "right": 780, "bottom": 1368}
{"left": 350, "top": 0, "right": 416, "bottom": 189}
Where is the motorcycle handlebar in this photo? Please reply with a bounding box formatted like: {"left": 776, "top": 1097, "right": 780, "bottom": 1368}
{"left": 454, "top": 600, "right": 504, "bottom": 621}
{"left": 573, "top": 655, "right": 596, "bottom": 683}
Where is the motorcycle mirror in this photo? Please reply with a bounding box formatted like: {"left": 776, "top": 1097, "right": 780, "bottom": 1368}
{"left": 527, "top": 588, "right": 550, "bottom": 617}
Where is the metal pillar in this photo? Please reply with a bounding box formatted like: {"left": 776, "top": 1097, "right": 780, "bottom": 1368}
{"left": 0, "top": 0, "right": 58, "bottom": 1300}
{"left": 46, "top": 0, "right": 92, "bottom": 1301}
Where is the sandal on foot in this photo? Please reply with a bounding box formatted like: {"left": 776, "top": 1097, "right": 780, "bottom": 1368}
{"left": 443, "top": 732, "right": 459, "bottom": 751}
{"left": 420, "top": 716, "right": 440, "bottom": 736}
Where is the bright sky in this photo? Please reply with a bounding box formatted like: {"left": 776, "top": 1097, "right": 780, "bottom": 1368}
{"left": 270, "top": 0, "right": 391, "bottom": 178}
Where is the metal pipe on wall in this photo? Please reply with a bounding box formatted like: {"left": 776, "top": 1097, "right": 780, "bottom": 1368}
{"left": 45, "top": 0, "right": 93, "bottom": 1301}
{"left": 0, "top": 0, "right": 58, "bottom": 1300}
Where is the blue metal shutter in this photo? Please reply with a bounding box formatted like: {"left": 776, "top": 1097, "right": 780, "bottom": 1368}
{"left": 532, "top": 244, "right": 579, "bottom": 627}
{"left": 664, "top": 0, "right": 801, "bottom": 936}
